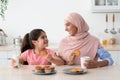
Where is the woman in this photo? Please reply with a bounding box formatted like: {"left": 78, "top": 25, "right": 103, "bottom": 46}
{"left": 58, "top": 12, "right": 114, "bottom": 69}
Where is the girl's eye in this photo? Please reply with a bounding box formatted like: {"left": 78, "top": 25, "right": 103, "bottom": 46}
{"left": 41, "top": 36, "right": 47, "bottom": 39}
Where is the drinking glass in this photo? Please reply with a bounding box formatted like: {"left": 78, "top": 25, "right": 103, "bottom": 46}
{"left": 102, "top": 39, "right": 108, "bottom": 46}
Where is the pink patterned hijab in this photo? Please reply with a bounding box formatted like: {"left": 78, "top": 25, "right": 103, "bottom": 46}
{"left": 58, "top": 12, "right": 102, "bottom": 64}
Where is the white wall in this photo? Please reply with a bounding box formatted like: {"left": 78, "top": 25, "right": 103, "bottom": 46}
{"left": 0, "top": 0, "right": 120, "bottom": 45}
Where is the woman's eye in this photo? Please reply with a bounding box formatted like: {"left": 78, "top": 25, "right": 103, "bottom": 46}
{"left": 66, "top": 23, "right": 70, "bottom": 26}
{"left": 65, "top": 22, "right": 72, "bottom": 27}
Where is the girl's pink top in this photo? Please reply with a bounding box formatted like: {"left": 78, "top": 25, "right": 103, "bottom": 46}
{"left": 20, "top": 48, "right": 55, "bottom": 65}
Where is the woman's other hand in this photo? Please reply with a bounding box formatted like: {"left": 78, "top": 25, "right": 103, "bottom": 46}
{"left": 84, "top": 60, "right": 98, "bottom": 69}
{"left": 85, "top": 59, "right": 109, "bottom": 69}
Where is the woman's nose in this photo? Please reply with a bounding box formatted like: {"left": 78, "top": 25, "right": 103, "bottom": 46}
{"left": 65, "top": 27, "right": 67, "bottom": 31}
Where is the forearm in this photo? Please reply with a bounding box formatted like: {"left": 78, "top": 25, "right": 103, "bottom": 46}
{"left": 86, "top": 60, "right": 109, "bottom": 69}
{"left": 48, "top": 55, "right": 65, "bottom": 66}
{"left": 19, "top": 57, "right": 24, "bottom": 64}
{"left": 97, "top": 60, "right": 109, "bottom": 67}
{"left": 97, "top": 47, "right": 114, "bottom": 66}
{"left": 50, "top": 58, "right": 65, "bottom": 66}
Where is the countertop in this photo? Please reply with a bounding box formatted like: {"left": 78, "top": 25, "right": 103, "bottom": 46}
{"left": 0, "top": 44, "right": 120, "bottom": 51}
{"left": 103, "top": 44, "right": 120, "bottom": 51}
{"left": 0, "top": 65, "right": 120, "bottom": 80}
{"left": 0, "top": 45, "right": 20, "bottom": 51}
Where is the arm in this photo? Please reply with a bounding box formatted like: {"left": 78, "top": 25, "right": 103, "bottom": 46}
{"left": 19, "top": 56, "right": 25, "bottom": 64}
{"left": 11, "top": 56, "right": 24, "bottom": 68}
{"left": 85, "top": 47, "right": 114, "bottom": 69}
{"left": 97, "top": 47, "right": 114, "bottom": 66}
{"left": 46, "top": 53, "right": 65, "bottom": 66}
{"left": 85, "top": 59, "right": 109, "bottom": 69}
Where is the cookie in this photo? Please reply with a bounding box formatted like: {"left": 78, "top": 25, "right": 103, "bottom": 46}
{"left": 74, "top": 50, "right": 80, "bottom": 56}
{"left": 40, "top": 50, "right": 47, "bottom": 56}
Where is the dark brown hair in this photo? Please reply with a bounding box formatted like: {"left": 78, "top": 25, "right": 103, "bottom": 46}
{"left": 20, "top": 29, "right": 45, "bottom": 53}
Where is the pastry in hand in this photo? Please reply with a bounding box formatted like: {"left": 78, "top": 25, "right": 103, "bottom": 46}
{"left": 40, "top": 50, "right": 47, "bottom": 56}
{"left": 74, "top": 50, "right": 80, "bottom": 56}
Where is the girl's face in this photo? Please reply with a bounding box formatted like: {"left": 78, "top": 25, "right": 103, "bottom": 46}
{"left": 32, "top": 32, "right": 48, "bottom": 49}
{"left": 64, "top": 20, "right": 78, "bottom": 36}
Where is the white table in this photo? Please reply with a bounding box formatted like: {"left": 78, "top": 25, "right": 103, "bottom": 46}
{"left": 0, "top": 65, "right": 120, "bottom": 80}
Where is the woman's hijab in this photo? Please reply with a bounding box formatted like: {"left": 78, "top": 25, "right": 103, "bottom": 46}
{"left": 58, "top": 12, "right": 101, "bottom": 64}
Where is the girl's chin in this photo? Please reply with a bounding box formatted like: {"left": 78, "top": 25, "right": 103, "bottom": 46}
{"left": 45, "top": 44, "right": 48, "bottom": 47}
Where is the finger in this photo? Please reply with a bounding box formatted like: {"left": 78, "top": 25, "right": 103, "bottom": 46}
{"left": 46, "top": 53, "right": 51, "bottom": 58}
{"left": 71, "top": 52, "right": 75, "bottom": 56}
{"left": 86, "top": 60, "right": 92, "bottom": 63}
{"left": 11, "top": 59, "right": 16, "bottom": 66}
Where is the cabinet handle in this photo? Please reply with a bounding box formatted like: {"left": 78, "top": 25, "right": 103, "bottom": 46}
{"left": 112, "top": 14, "right": 115, "bottom": 22}
{"left": 106, "top": 14, "right": 108, "bottom": 22}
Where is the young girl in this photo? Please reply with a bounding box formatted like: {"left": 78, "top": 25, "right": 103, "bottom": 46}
{"left": 11, "top": 29, "right": 65, "bottom": 66}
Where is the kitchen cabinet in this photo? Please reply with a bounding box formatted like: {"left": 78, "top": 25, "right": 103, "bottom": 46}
{"left": 92, "top": 0, "right": 120, "bottom": 12}
{"left": 0, "top": 51, "right": 8, "bottom": 65}
{"left": 0, "top": 50, "right": 20, "bottom": 65}
{"left": 108, "top": 51, "right": 120, "bottom": 65}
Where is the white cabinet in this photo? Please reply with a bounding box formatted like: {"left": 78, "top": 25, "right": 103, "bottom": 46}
{"left": 0, "top": 51, "right": 8, "bottom": 65}
{"left": 108, "top": 51, "right": 120, "bottom": 65}
{"left": 0, "top": 50, "right": 20, "bottom": 65}
{"left": 92, "top": 0, "right": 120, "bottom": 12}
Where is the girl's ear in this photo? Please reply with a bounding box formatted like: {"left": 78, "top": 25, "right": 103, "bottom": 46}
{"left": 32, "top": 40, "right": 37, "bottom": 45}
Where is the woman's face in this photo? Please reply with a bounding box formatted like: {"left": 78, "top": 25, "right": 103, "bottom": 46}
{"left": 64, "top": 20, "right": 78, "bottom": 36}
{"left": 32, "top": 32, "right": 48, "bottom": 49}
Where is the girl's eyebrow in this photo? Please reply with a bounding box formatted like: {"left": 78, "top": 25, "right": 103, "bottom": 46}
{"left": 40, "top": 35, "right": 47, "bottom": 38}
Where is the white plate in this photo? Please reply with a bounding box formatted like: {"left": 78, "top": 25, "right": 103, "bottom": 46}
{"left": 63, "top": 68, "right": 87, "bottom": 75}
{"left": 32, "top": 70, "right": 57, "bottom": 75}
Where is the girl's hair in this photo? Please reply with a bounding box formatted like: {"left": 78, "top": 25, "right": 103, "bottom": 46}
{"left": 20, "top": 29, "right": 45, "bottom": 53}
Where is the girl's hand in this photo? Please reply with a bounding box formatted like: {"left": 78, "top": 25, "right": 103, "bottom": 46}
{"left": 84, "top": 60, "right": 98, "bottom": 69}
{"left": 11, "top": 58, "right": 16, "bottom": 67}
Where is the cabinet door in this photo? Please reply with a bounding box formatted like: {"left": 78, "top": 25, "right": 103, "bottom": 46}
{"left": 92, "top": 0, "right": 120, "bottom": 12}
{"left": 7, "top": 50, "right": 20, "bottom": 65}
{"left": 0, "top": 50, "right": 20, "bottom": 65}
{"left": 0, "top": 51, "right": 8, "bottom": 65}
{"left": 0, "top": 51, "right": 7, "bottom": 59}
{"left": 109, "top": 51, "right": 120, "bottom": 65}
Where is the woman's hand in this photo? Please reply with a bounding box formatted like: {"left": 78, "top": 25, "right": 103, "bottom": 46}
{"left": 84, "top": 60, "right": 98, "bottom": 69}
{"left": 67, "top": 50, "right": 80, "bottom": 65}
{"left": 67, "top": 53, "right": 76, "bottom": 65}
{"left": 84, "top": 60, "right": 109, "bottom": 69}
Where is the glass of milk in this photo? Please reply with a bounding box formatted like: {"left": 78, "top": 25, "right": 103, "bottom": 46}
{"left": 80, "top": 56, "right": 90, "bottom": 69}
{"left": 12, "top": 54, "right": 20, "bottom": 68}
